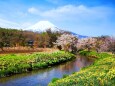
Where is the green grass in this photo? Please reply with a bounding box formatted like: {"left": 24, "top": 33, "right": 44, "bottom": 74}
{"left": 48, "top": 51, "right": 115, "bottom": 86}
{"left": 0, "top": 51, "right": 75, "bottom": 77}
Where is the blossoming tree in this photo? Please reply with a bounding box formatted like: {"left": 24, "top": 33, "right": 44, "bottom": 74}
{"left": 54, "top": 33, "right": 78, "bottom": 52}
{"left": 77, "top": 38, "right": 96, "bottom": 51}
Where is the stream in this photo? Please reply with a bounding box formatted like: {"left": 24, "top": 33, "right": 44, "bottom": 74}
{"left": 0, "top": 55, "right": 94, "bottom": 86}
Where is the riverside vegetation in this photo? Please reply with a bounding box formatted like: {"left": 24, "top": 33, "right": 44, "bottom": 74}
{"left": 49, "top": 51, "right": 115, "bottom": 86}
{"left": 0, "top": 51, "right": 75, "bottom": 77}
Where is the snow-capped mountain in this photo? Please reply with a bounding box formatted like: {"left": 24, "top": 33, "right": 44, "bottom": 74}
{"left": 25, "top": 20, "right": 88, "bottom": 38}
{"left": 71, "top": 32, "right": 88, "bottom": 38}
{"left": 25, "top": 21, "right": 59, "bottom": 32}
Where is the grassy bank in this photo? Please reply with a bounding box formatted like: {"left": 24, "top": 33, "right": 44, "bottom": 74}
{"left": 0, "top": 51, "right": 75, "bottom": 77}
{"left": 49, "top": 51, "right": 115, "bottom": 86}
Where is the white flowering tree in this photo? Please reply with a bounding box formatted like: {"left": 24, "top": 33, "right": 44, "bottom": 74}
{"left": 105, "top": 36, "right": 115, "bottom": 54}
{"left": 95, "top": 37, "right": 108, "bottom": 52}
{"left": 54, "top": 33, "right": 78, "bottom": 52}
{"left": 94, "top": 36, "right": 115, "bottom": 53}
{"left": 77, "top": 38, "right": 96, "bottom": 51}
{"left": 76, "top": 39, "right": 85, "bottom": 51}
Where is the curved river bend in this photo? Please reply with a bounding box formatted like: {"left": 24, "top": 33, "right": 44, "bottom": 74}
{"left": 0, "top": 55, "right": 94, "bottom": 86}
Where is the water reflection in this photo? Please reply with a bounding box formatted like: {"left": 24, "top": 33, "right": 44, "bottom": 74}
{"left": 0, "top": 55, "right": 94, "bottom": 86}
{"left": 76, "top": 55, "right": 93, "bottom": 68}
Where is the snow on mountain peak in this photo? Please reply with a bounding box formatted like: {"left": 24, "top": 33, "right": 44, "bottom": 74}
{"left": 24, "top": 20, "right": 88, "bottom": 38}
{"left": 25, "top": 21, "right": 58, "bottom": 32}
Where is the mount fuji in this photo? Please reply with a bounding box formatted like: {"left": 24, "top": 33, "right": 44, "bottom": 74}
{"left": 25, "top": 21, "right": 59, "bottom": 32}
{"left": 25, "top": 21, "right": 88, "bottom": 38}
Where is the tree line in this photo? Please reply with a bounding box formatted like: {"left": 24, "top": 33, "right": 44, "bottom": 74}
{"left": 0, "top": 27, "right": 114, "bottom": 54}
{"left": 54, "top": 33, "right": 115, "bottom": 54}
{"left": 0, "top": 27, "right": 62, "bottom": 51}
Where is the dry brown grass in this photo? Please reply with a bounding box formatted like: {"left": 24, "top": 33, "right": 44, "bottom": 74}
{"left": 0, "top": 47, "right": 59, "bottom": 55}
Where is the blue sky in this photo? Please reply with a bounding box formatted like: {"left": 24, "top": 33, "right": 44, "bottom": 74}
{"left": 0, "top": 0, "right": 115, "bottom": 36}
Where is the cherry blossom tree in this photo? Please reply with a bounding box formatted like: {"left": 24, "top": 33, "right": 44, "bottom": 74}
{"left": 106, "top": 36, "right": 115, "bottom": 54}
{"left": 77, "top": 38, "right": 96, "bottom": 51}
{"left": 54, "top": 33, "right": 78, "bottom": 52}
{"left": 94, "top": 37, "right": 106, "bottom": 52}
{"left": 95, "top": 36, "right": 115, "bottom": 53}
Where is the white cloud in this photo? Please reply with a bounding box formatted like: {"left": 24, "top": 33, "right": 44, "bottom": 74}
{"left": 44, "top": 5, "right": 114, "bottom": 20}
{"left": 42, "top": 5, "right": 89, "bottom": 19}
{"left": 21, "top": 22, "right": 33, "bottom": 28}
{"left": 0, "top": 18, "right": 21, "bottom": 29}
{"left": 28, "top": 5, "right": 114, "bottom": 21}
{"left": 0, "top": 18, "right": 33, "bottom": 29}
{"left": 52, "top": 5, "right": 87, "bottom": 14}
{"left": 28, "top": 7, "right": 41, "bottom": 15}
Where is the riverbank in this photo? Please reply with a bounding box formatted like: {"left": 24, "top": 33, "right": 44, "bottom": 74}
{"left": 49, "top": 51, "right": 115, "bottom": 86}
{"left": 0, "top": 51, "right": 75, "bottom": 77}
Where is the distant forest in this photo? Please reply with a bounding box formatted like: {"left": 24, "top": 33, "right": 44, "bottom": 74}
{"left": 0, "top": 27, "right": 64, "bottom": 51}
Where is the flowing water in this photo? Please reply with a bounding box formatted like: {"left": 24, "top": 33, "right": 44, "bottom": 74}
{"left": 0, "top": 55, "right": 94, "bottom": 86}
